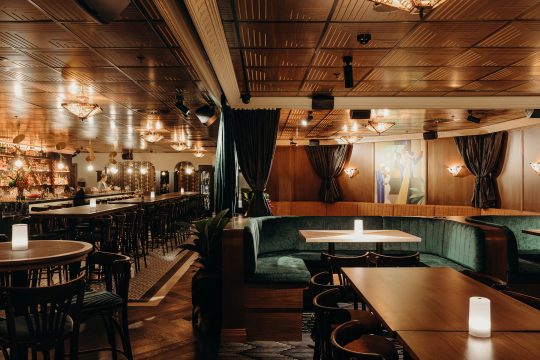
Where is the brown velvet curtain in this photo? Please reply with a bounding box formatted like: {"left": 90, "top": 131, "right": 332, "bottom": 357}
{"left": 454, "top": 132, "right": 505, "bottom": 209}
{"left": 231, "top": 109, "right": 280, "bottom": 217}
{"left": 306, "top": 144, "right": 351, "bottom": 203}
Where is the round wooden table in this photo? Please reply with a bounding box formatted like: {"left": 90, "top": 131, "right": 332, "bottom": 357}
{"left": 0, "top": 240, "right": 93, "bottom": 273}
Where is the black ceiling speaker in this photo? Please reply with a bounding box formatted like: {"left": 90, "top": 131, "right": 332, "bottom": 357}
{"left": 312, "top": 94, "right": 334, "bottom": 110}
{"left": 525, "top": 109, "right": 540, "bottom": 118}
{"left": 467, "top": 110, "right": 481, "bottom": 124}
{"left": 350, "top": 110, "right": 371, "bottom": 119}
{"left": 423, "top": 131, "right": 438, "bottom": 141}
{"left": 75, "top": 0, "right": 131, "bottom": 24}
{"left": 309, "top": 139, "right": 320, "bottom": 146}
{"left": 343, "top": 56, "right": 353, "bottom": 88}
{"left": 195, "top": 105, "right": 219, "bottom": 127}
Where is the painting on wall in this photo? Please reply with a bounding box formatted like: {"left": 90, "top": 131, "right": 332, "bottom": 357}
{"left": 374, "top": 140, "right": 426, "bottom": 205}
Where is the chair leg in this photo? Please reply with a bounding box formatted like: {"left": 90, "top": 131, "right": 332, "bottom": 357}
{"left": 103, "top": 315, "right": 118, "bottom": 360}
{"left": 120, "top": 310, "right": 134, "bottom": 360}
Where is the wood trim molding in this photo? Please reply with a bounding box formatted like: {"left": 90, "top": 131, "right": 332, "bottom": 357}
{"left": 153, "top": 0, "right": 223, "bottom": 106}
{"left": 183, "top": 0, "right": 241, "bottom": 106}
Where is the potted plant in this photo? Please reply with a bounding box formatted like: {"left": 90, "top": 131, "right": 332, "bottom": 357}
{"left": 180, "top": 209, "right": 230, "bottom": 353}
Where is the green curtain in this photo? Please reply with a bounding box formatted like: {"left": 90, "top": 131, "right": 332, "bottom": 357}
{"left": 454, "top": 132, "right": 505, "bottom": 209}
{"left": 213, "top": 101, "right": 237, "bottom": 214}
{"left": 306, "top": 144, "right": 351, "bottom": 203}
{"left": 231, "top": 109, "right": 280, "bottom": 217}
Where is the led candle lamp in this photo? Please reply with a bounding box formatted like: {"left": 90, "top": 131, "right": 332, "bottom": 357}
{"left": 150, "top": 191, "right": 155, "bottom": 198}
{"left": 180, "top": 187, "right": 185, "bottom": 195}
{"left": 12, "top": 224, "right": 28, "bottom": 251}
{"left": 89, "top": 198, "right": 97, "bottom": 208}
{"left": 469, "top": 297, "right": 491, "bottom": 338}
{"left": 354, "top": 220, "right": 364, "bottom": 235}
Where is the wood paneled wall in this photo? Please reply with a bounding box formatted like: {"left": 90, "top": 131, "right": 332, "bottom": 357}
{"left": 266, "top": 126, "right": 540, "bottom": 211}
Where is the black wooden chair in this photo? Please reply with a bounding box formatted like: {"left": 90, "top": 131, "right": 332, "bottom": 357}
{"left": 321, "top": 253, "right": 370, "bottom": 285}
{"left": 368, "top": 252, "right": 420, "bottom": 267}
{"left": 313, "top": 288, "right": 380, "bottom": 360}
{"left": 461, "top": 269, "right": 508, "bottom": 290}
{"left": 0, "top": 275, "right": 85, "bottom": 360}
{"left": 331, "top": 320, "right": 398, "bottom": 360}
{"left": 78, "top": 251, "right": 133, "bottom": 360}
{"left": 501, "top": 290, "right": 540, "bottom": 311}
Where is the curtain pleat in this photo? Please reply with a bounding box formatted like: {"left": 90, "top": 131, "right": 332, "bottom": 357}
{"left": 454, "top": 132, "right": 505, "bottom": 209}
{"left": 306, "top": 145, "right": 351, "bottom": 203}
{"left": 213, "top": 101, "right": 237, "bottom": 214}
{"left": 231, "top": 109, "right": 280, "bottom": 217}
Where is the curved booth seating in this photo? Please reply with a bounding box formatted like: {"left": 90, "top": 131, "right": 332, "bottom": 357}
{"left": 467, "top": 215, "right": 540, "bottom": 283}
{"left": 243, "top": 216, "right": 486, "bottom": 285}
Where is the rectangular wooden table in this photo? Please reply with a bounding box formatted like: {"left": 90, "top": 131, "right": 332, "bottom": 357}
{"left": 397, "top": 331, "right": 540, "bottom": 360}
{"left": 341, "top": 267, "right": 540, "bottom": 333}
{"left": 522, "top": 229, "right": 540, "bottom": 236}
{"left": 299, "top": 229, "right": 421, "bottom": 254}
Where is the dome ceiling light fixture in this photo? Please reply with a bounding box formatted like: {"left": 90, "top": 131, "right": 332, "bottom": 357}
{"left": 193, "top": 146, "right": 205, "bottom": 158}
{"left": 140, "top": 119, "right": 167, "bottom": 144}
{"left": 369, "top": 0, "right": 448, "bottom": 18}
{"left": 366, "top": 121, "right": 396, "bottom": 135}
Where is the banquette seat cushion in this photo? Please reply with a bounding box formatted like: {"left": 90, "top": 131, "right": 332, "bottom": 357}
{"left": 244, "top": 216, "right": 486, "bottom": 284}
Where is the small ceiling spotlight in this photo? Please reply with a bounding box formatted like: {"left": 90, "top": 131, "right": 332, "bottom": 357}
{"left": 467, "top": 110, "right": 481, "bottom": 124}
{"left": 301, "top": 111, "right": 314, "bottom": 126}
{"left": 241, "top": 93, "right": 251, "bottom": 104}
{"left": 343, "top": 56, "right": 353, "bottom": 88}
{"left": 195, "top": 104, "right": 218, "bottom": 126}
{"left": 175, "top": 90, "right": 190, "bottom": 116}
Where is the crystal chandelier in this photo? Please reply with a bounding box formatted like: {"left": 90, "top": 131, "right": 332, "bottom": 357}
{"left": 171, "top": 127, "right": 190, "bottom": 152}
{"left": 366, "top": 121, "right": 396, "bottom": 135}
{"left": 140, "top": 120, "right": 166, "bottom": 144}
{"left": 369, "top": 0, "right": 448, "bottom": 16}
{"left": 193, "top": 146, "right": 205, "bottom": 158}
{"left": 62, "top": 95, "right": 102, "bottom": 120}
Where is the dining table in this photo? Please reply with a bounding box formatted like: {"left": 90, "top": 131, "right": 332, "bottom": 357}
{"left": 29, "top": 203, "right": 138, "bottom": 218}
{"left": 299, "top": 229, "right": 421, "bottom": 254}
{"left": 341, "top": 267, "right": 540, "bottom": 333}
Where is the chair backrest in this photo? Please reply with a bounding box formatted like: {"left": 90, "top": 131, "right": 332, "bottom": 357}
{"left": 501, "top": 290, "right": 540, "bottom": 311}
{"left": 321, "top": 253, "right": 370, "bottom": 285}
{"left": 461, "top": 269, "right": 507, "bottom": 290}
{"left": 331, "top": 320, "right": 391, "bottom": 360}
{"left": 87, "top": 251, "right": 131, "bottom": 303}
{"left": 368, "top": 252, "right": 420, "bottom": 267}
{"left": 310, "top": 271, "right": 344, "bottom": 298}
{"left": 0, "top": 275, "right": 85, "bottom": 353}
{"left": 313, "top": 288, "right": 351, "bottom": 326}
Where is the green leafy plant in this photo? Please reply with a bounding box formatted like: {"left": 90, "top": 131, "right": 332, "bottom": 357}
{"left": 409, "top": 178, "right": 426, "bottom": 205}
{"left": 180, "top": 209, "right": 230, "bottom": 272}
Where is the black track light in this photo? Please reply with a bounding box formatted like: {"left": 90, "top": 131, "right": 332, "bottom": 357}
{"left": 195, "top": 104, "right": 218, "bottom": 127}
{"left": 467, "top": 110, "right": 481, "bottom": 124}
{"left": 343, "top": 56, "right": 353, "bottom": 88}
{"left": 175, "top": 91, "right": 190, "bottom": 116}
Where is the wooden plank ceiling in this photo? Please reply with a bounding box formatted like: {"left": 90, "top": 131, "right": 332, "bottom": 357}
{"left": 218, "top": 0, "right": 540, "bottom": 139}
{"left": 0, "top": 0, "right": 216, "bottom": 153}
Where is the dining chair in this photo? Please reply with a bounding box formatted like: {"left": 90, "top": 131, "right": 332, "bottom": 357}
{"left": 501, "top": 290, "right": 540, "bottom": 311}
{"left": 461, "top": 269, "right": 508, "bottom": 290}
{"left": 331, "top": 320, "right": 398, "bottom": 360}
{"left": 321, "top": 253, "right": 370, "bottom": 285}
{"left": 368, "top": 252, "right": 420, "bottom": 267}
{"left": 313, "top": 288, "right": 380, "bottom": 360}
{"left": 0, "top": 275, "right": 85, "bottom": 360}
{"left": 79, "top": 251, "right": 133, "bottom": 360}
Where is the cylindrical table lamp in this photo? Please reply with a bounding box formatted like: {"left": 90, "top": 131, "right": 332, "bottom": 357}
{"left": 469, "top": 297, "right": 491, "bottom": 338}
{"left": 12, "top": 224, "right": 29, "bottom": 251}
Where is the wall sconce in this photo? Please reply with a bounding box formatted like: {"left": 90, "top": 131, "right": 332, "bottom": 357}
{"left": 469, "top": 297, "right": 491, "bottom": 338}
{"left": 344, "top": 168, "right": 358, "bottom": 178}
{"left": 447, "top": 165, "right": 463, "bottom": 177}
{"left": 530, "top": 162, "right": 540, "bottom": 175}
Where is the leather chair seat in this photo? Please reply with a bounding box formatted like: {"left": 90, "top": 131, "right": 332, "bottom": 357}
{"left": 344, "top": 334, "right": 397, "bottom": 360}
{"left": 0, "top": 314, "right": 73, "bottom": 340}
{"left": 77, "top": 291, "right": 123, "bottom": 313}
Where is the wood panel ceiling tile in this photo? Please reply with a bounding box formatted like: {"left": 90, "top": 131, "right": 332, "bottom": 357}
{"left": 404, "top": 80, "right": 470, "bottom": 92}
{"left": 448, "top": 48, "right": 537, "bottom": 66}
{"left": 236, "top": 22, "right": 324, "bottom": 48}
{"left": 141, "top": 80, "right": 199, "bottom": 93}
{"left": 445, "top": 91, "right": 502, "bottom": 97}
{"left": 0, "top": 23, "right": 84, "bottom": 49}
{"left": 478, "top": 22, "right": 540, "bottom": 47}
{"left": 423, "top": 67, "right": 501, "bottom": 81}
{"left": 399, "top": 22, "right": 504, "bottom": 48}
{"left": 238, "top": 49, "right": 315, "bottom": 67}
{"left": 321, "top": 23, "right": 415, "bottom": 49}
{"left": 313, "top": 49, "right": 390, "bottom": 67}
{"left": 21, "top": 48, "right": 112, "bottom": 68}
{"left": 232, "top": 0, "right": 333, "bottom": 21}
{"left": 396, "top": 91, "right": 448, "bottom": 97}
{"left": 247, "top": 81, "right": 302, "bottom": 92}
{"left": 459, "top": 80, "right": 526, "bottom": 91}
{"left": 0, "top": 67, "right": 64, "bottom": 82}
{"left": 245, "top": 67, "right": 307, "bottom": 81}
{"left": 428, "top": 0, "right": 540, "bottom": 21}
{"left": 305, "top": 67, "right": 371, "bottom": 82}
{"left": 352, "top": 81, "right": 412, "bottom": 93}
{"left": 97, "top": 49, "right": 181, "bottom": 67}
{"left": 0, "top": 0, "right": 50, "bottom": 21}
{"left": 120, "top": 67, "right": 195, "bottom": 81}
{"left": 346, "top": 91, "right": 398, "bottom": 96}
{"left": 482, "top": 67, "right": 540, "bottom": 81}
{"left": 66, "top": 23, "right": 164, "bottom": 48}
{"left": 501, "top": 80, "right": 540, "bottom": 93}
{"left": 380, "top": 48, "right": 464, "bottom": 66}
{"left": 60, "top": 67, "right": 130, "bottom": 83}
{"left": 365, "top": 67, "right": 437, "bottom": 82}
{"left": 300, "top": 81, "right": 346, "bottom": 94}
{"left": 520, "top": 3, "right": 540, "bottom": 20}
